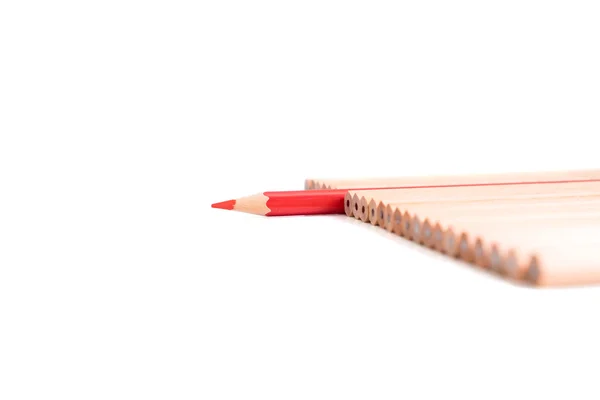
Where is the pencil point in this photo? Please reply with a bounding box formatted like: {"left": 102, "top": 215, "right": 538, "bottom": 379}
{"left": 211, "top": 199, "right": 236, "bottom": 210}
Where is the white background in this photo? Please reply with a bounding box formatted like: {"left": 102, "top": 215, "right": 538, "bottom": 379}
{"left": 2, "top": 0, "right": 600, "bottom": 399}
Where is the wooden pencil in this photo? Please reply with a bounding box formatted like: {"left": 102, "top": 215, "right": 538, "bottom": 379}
{"left": 308, "top": 168, "right": 600, "bottom": 190}
{"left": 391, "top": 209, "right": 404, "bottom": 235}
{"left": 523, "top": 243, "right": 600, "bottom": 287}
{"left": 382, "top": 204, "right": 396, "bottom": 231}
{"left": 211, "top": 189, "right": 348, "bottom": 216}
{"left": 366, "top": 199, "right": 380, "bottom": 226}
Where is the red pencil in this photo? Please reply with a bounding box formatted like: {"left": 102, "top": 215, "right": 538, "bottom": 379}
{"left": 211, "top": 190, "right": 348, "bottom": 216}
{"left": 211, "top": 178, "right": 600, "bottom": 217}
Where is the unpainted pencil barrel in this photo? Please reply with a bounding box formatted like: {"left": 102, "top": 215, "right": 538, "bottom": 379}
{"left": 351, "top": 193, "right": 361, "bottom": 219}
{"left": 308, "top": 169, "right": 600, "bottom": 189}
{"left": 358, "top": 196, "right": 370, "bottom": 222}
{"left": 367, "top": 199, "right": 379, "bottom": 226}
{"left": 391, "top": 209, "right": 403, "bottom": 236}
{"left": 523, "top": 244, "right": 600, "bottom": 287}
{"left": 344, "top": 192, "right": 354, "bottom": 217}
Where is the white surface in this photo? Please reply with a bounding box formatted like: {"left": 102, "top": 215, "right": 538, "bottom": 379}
{"left": 2, "top": 0, "right": 600, "bottom": 399}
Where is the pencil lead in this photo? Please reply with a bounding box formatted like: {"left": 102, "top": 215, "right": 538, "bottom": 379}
{"left": 211, "top": 199, "right": 236, "bottom": 210}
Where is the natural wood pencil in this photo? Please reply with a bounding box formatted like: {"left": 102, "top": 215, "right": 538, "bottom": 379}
{"left": 430, "top": 222, "right": 444, "bottom": 251}
{"left": 308, "top": 169, "right": 600, "bottom": 189}
{"left": 380, "top": 202, "right": 391, "bottom": 228}
{"left": 410, "top": 215, "right": 425, "bottom": 244}
{"left": 380, "top": 202, "right": 397, "bottom": 228}
{"left": 522, "top": 243, "right": 600, "bottom": 287}
{"left": 367, "top": 199, "right": 380, "bottom": 226}
{"left": 391, "top": 209, "right": 404, "bottom": 235}
{"left": 344, "top": 192, "right": 354, "bottom": 217}
{"left": 421, "top": 219, "right": 435, "bottom": 247}
{"left": 358, "top": 196, "right": 371, "bottom": 222}
{"left": 351, "top": 193, "right": 361, "bottom": 219}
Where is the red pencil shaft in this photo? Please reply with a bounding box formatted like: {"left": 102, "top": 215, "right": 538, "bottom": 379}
{"left": 264, "top": 190, "right": 347, "bottom": 216}
{"left": 263, "top": 178, "right": 600, "bottom": 216}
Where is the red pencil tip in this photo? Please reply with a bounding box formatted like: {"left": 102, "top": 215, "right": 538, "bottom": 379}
{"left": 211, "top": 199, "right": 236, "bottom": 210}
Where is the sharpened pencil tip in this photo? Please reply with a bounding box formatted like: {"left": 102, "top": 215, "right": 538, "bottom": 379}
{"left": 211, "top": 199, "right": 236, "bottom": 210}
